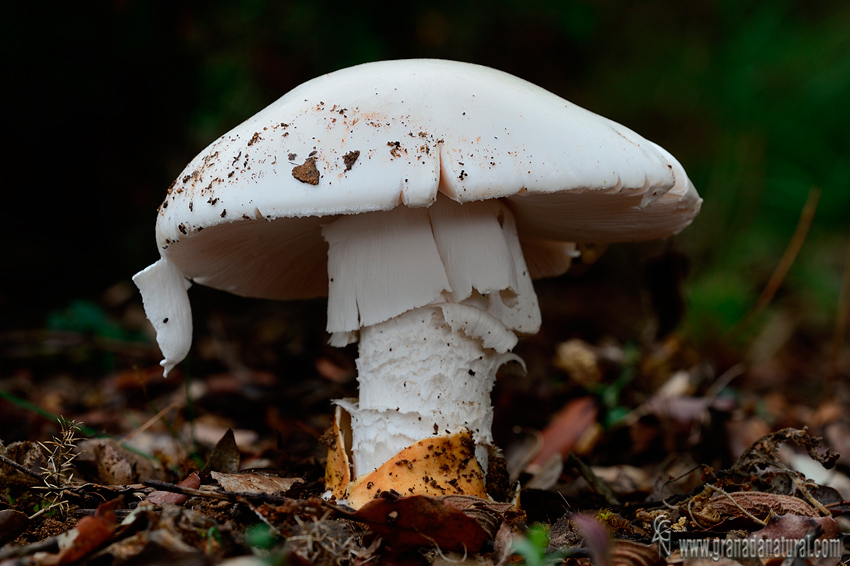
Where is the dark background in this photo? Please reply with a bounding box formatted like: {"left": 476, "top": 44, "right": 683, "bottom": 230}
{"left": 4, "top": 0, "right": 849, "bottom": 358}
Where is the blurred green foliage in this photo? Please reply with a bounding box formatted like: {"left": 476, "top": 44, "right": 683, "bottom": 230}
{"left": 513, "top": 523, "right": 566, "bottom": 566}
{"left": 46, "top": 300, "right": 144, "bottom": 343}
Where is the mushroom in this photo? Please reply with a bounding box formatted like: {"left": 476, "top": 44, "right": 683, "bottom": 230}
{"left": 134, "top": 59, "right": 701, "bottom": 506}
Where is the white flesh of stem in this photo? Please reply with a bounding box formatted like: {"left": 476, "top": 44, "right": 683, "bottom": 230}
{"left": 337, "top": 306, "right": 521, "bottom": 476}
{"left": 322, "top": 197, "right": 541, "bottom": 477}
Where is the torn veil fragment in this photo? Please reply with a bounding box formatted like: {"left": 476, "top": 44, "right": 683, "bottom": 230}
{"left": 133, "top": 257, "right": 192, "bottom": 376}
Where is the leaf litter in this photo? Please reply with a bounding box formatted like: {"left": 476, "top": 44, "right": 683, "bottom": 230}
{"left": 1, "top": 284, "right": 849, "bottom": 565}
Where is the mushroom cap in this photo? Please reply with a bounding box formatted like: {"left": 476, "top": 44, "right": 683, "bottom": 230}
{"left": 155, "top": 59, "right": 701, "bottom": 302}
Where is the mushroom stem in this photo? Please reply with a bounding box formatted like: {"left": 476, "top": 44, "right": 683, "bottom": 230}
{"left": 322, "top": 196, "right": 540, "bottom": 494}
{"left": 336, "top": 304, "right": 522, "bottom": 477}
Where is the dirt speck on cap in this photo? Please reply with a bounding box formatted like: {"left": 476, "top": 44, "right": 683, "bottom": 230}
{"left": 292, "top": 158, "right": 320, "bottom": 185}
{"left": 343, "top": 150, "right": 361, "bottom": 171}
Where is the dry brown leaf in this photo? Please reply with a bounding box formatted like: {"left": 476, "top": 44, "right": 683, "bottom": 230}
{"left": 504, "top": 430, "right": 543, "bottom": 481}
{"left": 530, "top": 396, "right": 598, "bottom": 468}
{"left": 571, "top": 513, "right": 612, "bottom": 566}
{"left": 344, "top": 430, "right": 488, "bottom": 508}
{"left": 346, "top": 494, "right": 490, "bottom": 553}
{"left": 201, "top": 428, "right": 241, "bottom": 475}
{"left": 0, "top": 441, "right": 45, "bottom": 487}
{"left": 823, "top": 420, "right": 850, "bottom": 466}
{"left": 440, "top": 494, "right": 514, "bottom": 514}
{"left": 439, "top": 495, "right": 514, "bottom": 539}
{"left": 554, "top": 339, "right": 601, "bottom": 385}
{"left": 708, "top": 491, "right": 819, "bottom": 520}
{"left": 0, "top": 509, "right": 30, "bottom": 546}
{"left": 610, "top": 539, "right": 664, "bottom": 566}
{"left": 749, "top": 514, "right": 842, "bottom": 566}
{"left": 492, "top": 522, "right": 515, "bottom": 566}
{"left": 76, "top": 438, "right": 161, "bottom": 485}
{"left": 211, "top": 471, "right": 302, "bottom": 494}
{"left": 315, "top": 357, "right": 354, "bottom": 383}
{"left": 43, "top": 498, "right": 120, "bottom": 565}
{"left": 146, "top": 472, "right": 201, "bottom": 505}
{"left": 735, "top": 428, "right": 839, "bottom": 474}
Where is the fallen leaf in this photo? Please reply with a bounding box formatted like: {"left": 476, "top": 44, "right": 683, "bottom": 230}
{"left": 525, "top": 454, "right": 563, "bottom": 491}
{"left": 146, "top": 472, "right": 201, "bottom": 505}
{"left": 201, "top": 428, "right": 241, "bottom": 475}
{"left": 548, "top": 513, "right": 583, "bottom": 550}
{"left": 735, "top": 428, "right": 839, "bottom": 475}
{"left": 554, "top": 339, "right": 601, "bottom": 386}
{"left": 0, "top": 441, "right": 45, "bottom": 487}
{"left": 211, "top": 471, "right": 302, "bottom": 494}
{"left": 0, "top": 509, "right": 30, "bottom": 546}
{"left": 77, "top": 438, "right": 160, "bottom": 485}
{"left": 44, "top": 498, "right": 120, "bottom": 564}
{"left": 315, "top": 357, "right": 354, "bottom": 383}
{"left": 347, "top": 495, "right": 490, "bottom": 553}
{"left": 440, "top": 495, "right": 513, "bottom": 539}
{"left": 644, "top": 395, "right": 710, "bottom": 424}
{"left": 749, "top": 514, "right": 843, "bottom": 566}
{"left": 530, "top": 397, "right": 598, "bottom": 468}
{"left": 610, "top": 539, "right": 664, "bottom": 566}
{"left": 440, "top": 495, "right": 515, "bottom": 514}
{"left": 504, "top": 429, "right": 543, "bottom": 481}
{"left": 492, "top": 522, "right": 515, "bottom": 566}
{"left": 707, "top": 491, "right": 819, "bottom": 521}
{"left": 571, "top": 513, "right": 611, "bottom": 566}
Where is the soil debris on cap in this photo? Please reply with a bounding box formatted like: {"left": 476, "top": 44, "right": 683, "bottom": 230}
{"left": 342, "top": 150, "right": 361, "bottom": 171}
{"left": 292, "top": 157, "right": 320, "bottom": 185}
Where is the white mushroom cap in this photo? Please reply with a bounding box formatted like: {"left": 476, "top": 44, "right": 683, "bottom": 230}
{"left": 137, "top": 59, "right": 701, "bottom": 374}
{"left": 155, "top": 59, "right": 700, "bottom": 301}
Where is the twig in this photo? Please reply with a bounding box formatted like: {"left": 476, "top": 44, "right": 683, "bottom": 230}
{"left": 142, "top": 479, "right": 326, "bottom": 513}
{"left": 685, "top": 497, "right": 707, "bottom": 529}
{"left": 120, "top": 402, "right": 180, "bottom": 444}
{"left": 730, "top": 186, "right": 821, "bottom": 339}
{"left": 704, "top": 363, "right": 745, "bottom": 400}
{"left": 566, "top": 453, "right": 620, "bottom": 506}
{"left": 790, "top": 475, "right": 832, "bottom": 516}
{"left": 0, "top": 536, "right": 60, "bottom": 561}
{"left": 144, "top": 479, "right": 262, "bottom": 502}
{"left": 0, "top": 453, "right": 43, "bottom": 481}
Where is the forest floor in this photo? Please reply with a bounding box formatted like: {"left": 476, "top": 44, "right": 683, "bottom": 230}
{"left": 1, "top": 270, "right": 849, "bottom": 566}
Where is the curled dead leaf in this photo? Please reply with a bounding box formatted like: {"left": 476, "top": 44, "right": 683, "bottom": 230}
{"left": 344, "top": 494, "right": 490, "bottom": 553}
{"left": 211, "top": 471, "right": 302, "bottom": 495}
{"left": 749, "top": 514, "right": 843, "bottom": 566}
{"left": 611, "top": 539, "right": 665, "bottom": 566}
{"left": 146, "top": 472, "right": 201, "bottom": 505}
{"left": 708, "top": 491, "right": 819, "bottom": 520}
{"left": 530, "top": 396, "right": 598, "bottom": 469}
{"left": 43, "top": 498, "right": 120, "bottom": 565}
{"left": 0, "top": 509, "right": 30, "bottom": 546}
